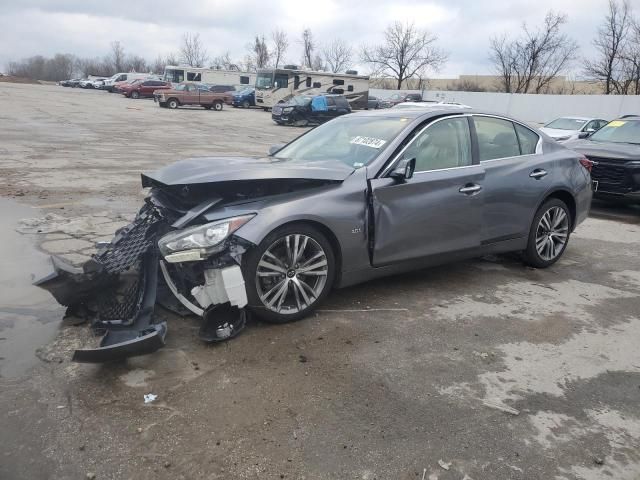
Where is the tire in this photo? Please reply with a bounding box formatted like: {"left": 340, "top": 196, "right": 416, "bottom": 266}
{"left": 243, "top": 100, "right": 250, "bottom": 108}
{"left": 243, "top": 224, "right": 336, "bottom": 324}
{"left": 167, "top": 98, "right": 179, "bottom": 109}
{"left": 131, "top": 90, "right": 140, "bottom": 99}
{"left": 213, "top": 100, "right": 223, "bottom": 111}
{"left": 523, "top": 198, "right": 571, "bottom": 268}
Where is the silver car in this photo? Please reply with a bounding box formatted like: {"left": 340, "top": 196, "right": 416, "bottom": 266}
{"left": 540, "top": 117, "right": 608, "bottom": 142}
{"left": 37, "top": 109, "right": 593, "bottom": 362}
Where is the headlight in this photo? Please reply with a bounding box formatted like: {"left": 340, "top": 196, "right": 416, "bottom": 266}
{"left": 283, "top": 107, "right": 294, "bottom": 113}
{"left": 158, "top": 214, "right": 255, "bottom": 262}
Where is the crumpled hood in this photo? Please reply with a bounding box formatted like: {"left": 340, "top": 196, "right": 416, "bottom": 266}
{"left": 564, "top": 140, "right": 640, "bottom": 160}
{"left": 141, "top": 156, "right": 354, "bottom": 187}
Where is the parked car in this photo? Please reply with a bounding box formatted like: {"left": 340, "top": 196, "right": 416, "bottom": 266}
{"left": 78, "top": 78, "right": 106, "bottom": 89}
{"left": 37, "top": 108, "right": 593, "bottom": 362}
{"left": 378, "top": 93, "right": 405, "bottom": 108}
{"left": 206, "top": 84, "right": 237, "bottom": 93}
{"left": 566, "top": 116, "right": 640, "bottom": 202}
{"left": 404, "top": 93, "right": 423, "bottom": 102}
{"left": 103, "top": 72, "right": 152, "bottom": 92}
{"left": 59, "top": 78, "right": 81, "bottom": 87}
{"left": 153, "top": 83, "right": 233, "bottom": 110}
{"left": 393, "top": 101, "right": 472, "bottom": 110}
{"left": 540, "top": 117, "right": 608, "bottom": 143}
{"left": 272, "top": 94, "right": 351, "bottom": 126}
{"left": 121, "top": 79, "right": 172, "bottom": 99}
{"left": 233, "top": 88, "right": 256, "bottom": 108}
{"left": 367, "top": 95, "right": 381, "bottom": 110}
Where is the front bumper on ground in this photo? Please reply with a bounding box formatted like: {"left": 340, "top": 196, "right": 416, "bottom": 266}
{"left": 35, "top": 201, "right": 251, "bottom": 362}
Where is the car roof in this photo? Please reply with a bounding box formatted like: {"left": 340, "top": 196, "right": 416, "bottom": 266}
{"left": 550, "top": 116, "right": 593, "bottom": 121}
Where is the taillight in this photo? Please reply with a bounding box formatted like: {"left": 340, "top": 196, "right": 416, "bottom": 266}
{"left": 579, "top": 156, "right": 594, "bottom": 172}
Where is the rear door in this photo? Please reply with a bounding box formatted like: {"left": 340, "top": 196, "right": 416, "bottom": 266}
{"left": 472, "top": 115, "right": 551, "bottom": 243}
{"left": 370, "top": 115, "right": 484, "bottom": 266}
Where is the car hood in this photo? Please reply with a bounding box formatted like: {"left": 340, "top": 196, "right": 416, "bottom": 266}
{"left": 141, "top": 156, "right": 355, "bottom": 187}
{"left": 540, "top": 127, "right": 579, "bottom": 138}
{"left": 564, "top": 139, "right": 640, "bottom": 160}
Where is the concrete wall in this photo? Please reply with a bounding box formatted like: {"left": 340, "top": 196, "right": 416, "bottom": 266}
{"left": 370, "top": 89, "right": 640, "bottom": 125}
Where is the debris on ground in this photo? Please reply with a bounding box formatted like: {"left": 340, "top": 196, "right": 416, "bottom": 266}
{"left": 143, "top": 393, "right": 158, "bottom": 404}
{"left": 437, "top": 459, "right": 451, "bottom": 470}
{"left": 482, "top": 400, "right": 520, "bottom": 415}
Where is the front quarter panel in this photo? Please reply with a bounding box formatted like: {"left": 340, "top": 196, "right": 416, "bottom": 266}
{"left": 206, "top": 168, "right": 372, "bottom": 278}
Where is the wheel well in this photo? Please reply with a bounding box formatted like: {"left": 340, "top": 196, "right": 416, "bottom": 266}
{"left": 544, "top": 190, "right": 577, "bottom": 229}
{"left": 274, "top": 220, "right": 343, "bottom": 283}
{"left": 167, "top": 97, "right": 179, "bottom": 104}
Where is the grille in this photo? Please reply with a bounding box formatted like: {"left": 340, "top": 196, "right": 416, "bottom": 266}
{"left": 590, "top": 162, "right": 628, "bottom": 185}
{"left": 95, "top": 264, "right": 146, "bottom": 322}
{"left": 93, "top": 205, "right": 162, "bottom": 274}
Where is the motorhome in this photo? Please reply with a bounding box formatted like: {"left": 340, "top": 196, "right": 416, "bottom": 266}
{"left": 254, "top": 67, "right": 370, "bottom": 109}
{"left": 163, "top": 66, "right": 256, "bottom": 87}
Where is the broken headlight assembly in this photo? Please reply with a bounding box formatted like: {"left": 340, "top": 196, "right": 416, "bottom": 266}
{"left": 158, "top": 214, "right": 255, "bottom": 263}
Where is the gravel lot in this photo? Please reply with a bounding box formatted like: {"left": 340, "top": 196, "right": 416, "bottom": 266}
{"left": 1, "top": 82, "right": 640, "bottom": 480}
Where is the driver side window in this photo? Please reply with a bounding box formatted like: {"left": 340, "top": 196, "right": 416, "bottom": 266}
{"left": 402, "top": 117, "right": 472, "bottom": 172}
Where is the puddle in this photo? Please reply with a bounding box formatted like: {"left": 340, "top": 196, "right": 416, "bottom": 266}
{"left": 0, "top": 198, "right": 63, "bottom": 378}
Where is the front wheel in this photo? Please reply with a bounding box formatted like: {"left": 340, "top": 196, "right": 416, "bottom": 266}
{"left": 213, "top": 100, "right": 223, "bottom": 111}
{"left": 243, "top": 100, "right": 250, "bottom": 108}
{"left": 523, "top": 198, "right": 571, "bottom": 268}
{"left": 131, "top": 90, "right": 140, "bottom": 99}
{"left": 243, "top": 224, "right": 336, "bottom": 323}
{"left": 167, "top": 98, "right": 179, "bottom": 109}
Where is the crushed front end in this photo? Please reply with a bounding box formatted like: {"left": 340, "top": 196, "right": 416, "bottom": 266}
{"left": 36, "top": 185, "right": 254, "bottom": 363}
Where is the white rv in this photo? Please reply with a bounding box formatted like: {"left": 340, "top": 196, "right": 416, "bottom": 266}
{"left": 255, "top": 67, "right": 370, "bottom": 110}
{"left": 163, "top": 66, "right": 256, "bottom": 88}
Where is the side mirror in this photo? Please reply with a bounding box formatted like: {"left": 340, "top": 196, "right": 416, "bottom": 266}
{"left": 269, "top": 144, "right": 285, "bottom": 156}
{"left": 578, "top": 132, "right": 591, "bottom": 139}
{"left": 390, "top": 157, "right": 416, "bottom": 182}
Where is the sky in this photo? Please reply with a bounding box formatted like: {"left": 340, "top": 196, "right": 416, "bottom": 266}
{"left": 0, "top": 0, "right": 612, "bottom": 78}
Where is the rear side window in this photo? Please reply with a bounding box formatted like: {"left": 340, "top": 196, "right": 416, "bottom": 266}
{"left": 474, "top": 116, "right": 520, "bottom": 160}
{"left": 306, "top": 77, "right": 312, "bottom": 88}
{"left": 333, "top": 79, "right": 344, "bottom": 86}
{"left": 313, "top": 82, "right": 321, "bottom": 88}
{"left": 515, "top": 124, "right": 539, "bottom": 155}
{"left": 187, "top": 72, "right": 201, "bottom": 81}
{"left": 402, "top": 117, "right": 472, "bottom": 172}
{"left": 326, "top": 97, "right": 336, "bottom": 106}
{"left": 336, "top": 97, "right": 349, "bottom": 108}
{"left": 240, "top": 76, "right": 250, "bottom": 84}
{"left": 274, "top": 74, "right": 289, "bottom": 88}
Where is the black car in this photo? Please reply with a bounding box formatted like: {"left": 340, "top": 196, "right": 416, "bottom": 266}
{"left": 272, "top": 94, "right": 351, "bottom": 126}
{"left": 404, "top": 93, "right": 423, "bottom": 102}
{"left": 567, "top": 116, "right": 640, "bottom": 202}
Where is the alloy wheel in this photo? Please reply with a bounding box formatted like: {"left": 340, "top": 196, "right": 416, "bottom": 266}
{"left": 255, "top": 234, "right": 328, "bottom": 314}
{"left": 535, "top": 206, "right": 569, "bottom": 261}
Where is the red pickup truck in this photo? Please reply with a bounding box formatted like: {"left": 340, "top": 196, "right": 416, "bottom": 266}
{"left": 153, "top": 83, "right": 233, "bottom": 110}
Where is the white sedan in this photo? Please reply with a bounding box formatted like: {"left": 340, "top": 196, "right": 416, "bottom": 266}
{"left": 539, "top": 117, "right": 608, "bottom": 142}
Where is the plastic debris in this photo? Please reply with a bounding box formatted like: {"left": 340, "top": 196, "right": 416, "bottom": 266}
{"left": 438, "top": 459, "right": 451, "bottom": 470}
{"left": 143, "top": 393, "right": 158, "bottom": 404}
{"left": 482, "top": 400, "right": 520, "bottom": 415}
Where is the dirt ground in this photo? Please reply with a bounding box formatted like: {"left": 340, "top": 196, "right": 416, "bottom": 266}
{"left": 1, "top": 82, "right": 640, "bottom": 480}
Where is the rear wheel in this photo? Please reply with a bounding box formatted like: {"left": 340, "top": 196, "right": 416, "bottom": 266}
{"left": 167, "top": 98, "right": 179, "bottom": 109}
{"left": 213, "top": 100, "right": 223, "bottom": 111}
{"left": 243, "top": 224, "right": 336, "bottom": 324}
{"left": 523, "top": 198, "right": 571, "bottom": 268}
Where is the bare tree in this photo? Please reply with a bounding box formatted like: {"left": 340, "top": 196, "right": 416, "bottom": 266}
{"left": 125, "top": 55, "right": 147, "bottom": 72}
{"left": 489, "top": 11, "right": 578, "bottom": 94}
{"left": 301, "top": 29, "right": 315, "bottom": 68}
{"left": 361, "top": 22, "right": 447, "bottom": 89}
{"left": 311, "top": 54, "right": 325, "bottom": 71}
{"left": 584, "top": 0, "right": 631, "bottom": 94}
{"left": 211, "top": 52, "right": 240, "bottom": 70}
{"left": 322, "top": 38, "right": 353, "bottom": 73}
{"left": 271, "top": 29, "right": 289, "bottom": 68}
{"left": 179, "top": 33, "right": 208, "bottom": 67}
{"left": 109, "top": 41, "right": 125, "bottom": 72}
{"left": 251, "top": 35, "right": 270, "bottom": 69}
{"left": 622, "top": 19, "right": 640, "bottom": 94}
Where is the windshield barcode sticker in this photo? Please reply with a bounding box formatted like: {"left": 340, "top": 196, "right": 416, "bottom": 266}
{"left": 350, "top": 136, "right": 387, "bottom": 149}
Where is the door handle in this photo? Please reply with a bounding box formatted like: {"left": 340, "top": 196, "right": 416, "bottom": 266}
{"left": 459, "top": 184, "right": 482, "bottom": 194}
{"left": 529, "top": 169, "right": 548, "bottom": 179}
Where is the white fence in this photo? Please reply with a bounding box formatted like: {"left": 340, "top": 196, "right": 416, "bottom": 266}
{"left": 370, "top": 88, "right": 640, "bottom": 125}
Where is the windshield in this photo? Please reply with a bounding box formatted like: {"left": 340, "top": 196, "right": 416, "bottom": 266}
{"left": 164, "top": 68, "right": 184, "bottom": 83}
{"left": 256, "top": 72, "right": 273, "bottom": 89}
{"left": 589, "top": 119, "right": 640, "bottom": 144}
{"left": 173, "top": 84, "right": 187, "bottom": 91}
{"left": 274, "top": 115, "right": 410, "bottom": 168}
{"left": 544, "top": 118, "right": 587, "bottom": 130}
{"left": 290, "top": 96, "right": 312, "bottom": 106}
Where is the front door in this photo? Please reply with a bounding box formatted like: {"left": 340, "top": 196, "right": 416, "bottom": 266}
{"left": 370, "top": 116, "right": 484, "bottom": 266}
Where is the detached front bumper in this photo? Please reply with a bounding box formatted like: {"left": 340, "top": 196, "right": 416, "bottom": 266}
{"left": 35, "top": 200, "right": 252, "bottom": 363}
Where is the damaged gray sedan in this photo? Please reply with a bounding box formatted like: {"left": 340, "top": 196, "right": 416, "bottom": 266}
{"left": 36, "top": 108, "right": 593, "bottom": 362}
